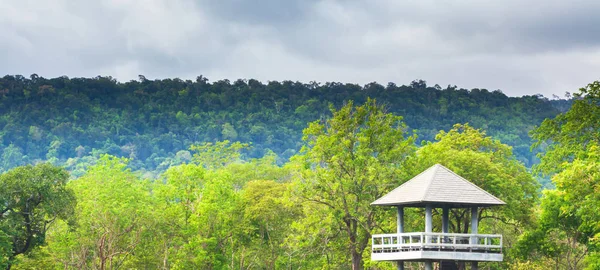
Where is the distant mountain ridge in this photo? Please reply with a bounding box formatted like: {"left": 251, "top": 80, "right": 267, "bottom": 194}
{"left": 0, "top": 75, "right": 569, "bottom": 177}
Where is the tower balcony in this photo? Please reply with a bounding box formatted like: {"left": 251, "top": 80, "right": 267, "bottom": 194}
{"left": 371, "top": 232, "right": 503, "bottom": 262}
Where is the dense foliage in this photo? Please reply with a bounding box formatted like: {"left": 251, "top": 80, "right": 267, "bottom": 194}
{"left": 0, "top": 75, "right": 567, "bottom": 178}
{"left": 514, "top": 81, "right": 600, "bottom": 269}
{"left": 0, "top": 102, "right": 559, "bottom": 270}
{"left": 2, "top": 75, "right": 598, "bottom": 269}
{"left": 293, "top": 99, "right": 416, "bottom": 269}
{"left": 0, "top": 163, "right": 75, "bottom": 269}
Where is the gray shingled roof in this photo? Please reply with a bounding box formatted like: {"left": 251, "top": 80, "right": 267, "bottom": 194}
{"left": 371, "top": 164, "right": 506, "bottom": 207}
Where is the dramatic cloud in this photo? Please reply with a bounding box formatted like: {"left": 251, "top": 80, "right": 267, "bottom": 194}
{"left": 1, "top": 0, "right": 599, "bottom": 96}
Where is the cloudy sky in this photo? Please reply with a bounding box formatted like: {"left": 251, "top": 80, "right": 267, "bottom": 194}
{"left": 1, "top": 0, "right": 599, "bottom": 97}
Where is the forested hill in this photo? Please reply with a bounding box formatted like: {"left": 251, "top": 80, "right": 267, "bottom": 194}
{"left": 0, "top": 75, "right": 568, "bottom": 176}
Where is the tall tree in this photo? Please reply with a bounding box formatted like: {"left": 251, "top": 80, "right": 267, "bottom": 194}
{"left": 406, "top": 124, "right": 539, "bottom": 232}
{"left": 532, "top": 80, "right": 600, "bottom": 175}
{"left": 292, "top": 99, "right": 416, "bottom": 270}
{"left": 45, "top": 155, "right": 158, "bottom": 269}
{"left": 522, "top": 81, "right": 600, "bottom": 269}
{"left": 0, "top": 163, "right": 75, "bottom": 269}
{"left": 241, "top": 180, "right": 300, "bottom": 269}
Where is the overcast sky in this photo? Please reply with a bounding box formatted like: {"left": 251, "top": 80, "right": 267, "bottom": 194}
{"left": 1, "top": 0, "right": 599, "bottom": 97}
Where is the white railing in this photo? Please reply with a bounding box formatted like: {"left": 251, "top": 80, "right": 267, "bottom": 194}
{"left": 372, "top": 232, "right": 502, "bottom": 254}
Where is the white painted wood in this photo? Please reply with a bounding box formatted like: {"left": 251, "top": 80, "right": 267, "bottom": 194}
{"left": 371, "top": 232, "right": 503, "bottom": 262}
{"left": 371, "top": 250, "right": 503, "bottom": 262}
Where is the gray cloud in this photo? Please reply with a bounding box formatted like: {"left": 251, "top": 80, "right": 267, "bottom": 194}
{"left": 1, "top": 0, "right": 599, "bottom": 97}
{"left": 201, "top": 0, "right": 312, "bottom": 26}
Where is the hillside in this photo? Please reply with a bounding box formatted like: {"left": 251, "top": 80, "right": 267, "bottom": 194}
{"left": 0, "top": 75, "right": 568, "bottom": 176}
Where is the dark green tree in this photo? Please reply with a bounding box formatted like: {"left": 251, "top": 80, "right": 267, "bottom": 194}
{"left": 0, "top": 163, "right": 75, "bottom": 269}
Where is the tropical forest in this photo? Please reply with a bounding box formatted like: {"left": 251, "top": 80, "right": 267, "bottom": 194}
{"left": 0, "top": 75, "right": 598, "bottom": 270}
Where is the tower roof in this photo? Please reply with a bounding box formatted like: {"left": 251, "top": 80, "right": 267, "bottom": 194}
{"left": 371, "top": 164, "right": 505, "bottom": 207}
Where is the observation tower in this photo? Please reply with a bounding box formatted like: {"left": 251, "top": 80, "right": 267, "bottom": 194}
{"left": 371, "top": 164, "right": 505, "bottom": 270}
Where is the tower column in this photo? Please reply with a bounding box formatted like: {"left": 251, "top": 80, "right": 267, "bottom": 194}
{"left": 442, "top": 207, "right": 449, "bottom": 234}
{"left": 471, "top": 207, "right": 478, "bottom": 234}
{"left": 442, "top": 206, "right": 450, "bottom": 253}
{"left": 396, "top": 206, "right": 404, "bottom": 270}
{"left": 425, "top": 205, "right": 432, "bottom": 233}
{"left": 425, "top": 205, "right": 433, "bottom": 270}
{"left": 471, "top": 207, "right": 479, "bottom": 270}
{"left": 397, "top": 206, "right": 404, "bottom": 234}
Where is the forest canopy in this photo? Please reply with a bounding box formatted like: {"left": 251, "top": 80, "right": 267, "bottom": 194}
{"left": 0, "top": 75, "right": 568, "bottom": 180}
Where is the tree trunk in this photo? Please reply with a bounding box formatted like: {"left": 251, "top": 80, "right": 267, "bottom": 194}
{"left": 351, "top": 250, "right": 363, "bottom": 270}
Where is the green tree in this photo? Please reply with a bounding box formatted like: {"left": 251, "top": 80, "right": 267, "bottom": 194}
{"left": 190, "top": 140, "right": 249, "bottom": 170}
{"left": 221, "top": 123, "right": 238, "bottom": 141}
{"left": 241, "top": 180, "right": 300, "bottom": 269}
{"left": 170, "top": 169, "right": 244, "bottom": 269}
{"left": 0, "top": 231, "right": 10, "bottom": 269}
{"left": 515, "top": 145, "right": 599, "bottom": 269}
{"left": 292, "top": 99, "right": 416, "bottom": 269}
{"left": 407, "top": 124, "right": 539, "bottom": 231}
{"left": 521, "top": 81, "right": 600, "bottom": 269}
{"left": 532, "top": 80, "right": 600, "bottom": 175}
{"left": 513, "top": 189, "right": 589, "bottom": 269}
{"left": 45, "top": 155, "right": 158, "bottom": 269}
{"left": 1, "top": 145, "right": 24, "bottom": 172}
{"left": 0, "top": 163, "right": 75, "bottom": 269}
{"left": 153, "top": 163, "right": 206, "bottom": 269}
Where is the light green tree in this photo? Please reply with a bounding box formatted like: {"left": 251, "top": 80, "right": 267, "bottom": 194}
{"left": 406, "top": 124, "right": 539, "bottom": 232}
{"left": 190, "top": 140, "right": 249, "bottom": 170}
{"left": 519, "top": 81, "right": 600, "bottom": 269}
{"left": 515, "top": 146, "right": 599, "bottom": 269}
{"left": 513, "top": 188, "right": 589, "bottom": 270}
{"left": 291, "top": 99, "right": 416, "bottom": 270}
{"left": 532, "top": 80, "right": 600, "bottom": 175}
{"left": 153, "top": 163, "right": 206, "bottom": 269}
{"left": 169, "top": 169, "right": 244, "bottom": 269}
{"left": 240, "top": 180, "right": 300, "bottom": 269}
{"left": 43, "top": 155, "right": 158, "bottom": 269}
